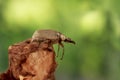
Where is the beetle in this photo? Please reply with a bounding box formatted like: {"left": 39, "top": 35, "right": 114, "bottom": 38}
{"left": 31, "top": 29, "right": 75, "bottom": 59}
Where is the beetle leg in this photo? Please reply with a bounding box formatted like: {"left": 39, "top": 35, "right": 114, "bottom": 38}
{"left": 57, "top": 44, "right": 60, "bottom": 57}
{"left": 61, "top": 46, "right": 64, "bottom": 60}
{"left": 59, "top": 42, "right": 64, "bottom": 60}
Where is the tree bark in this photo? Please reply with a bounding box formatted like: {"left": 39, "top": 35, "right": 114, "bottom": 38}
{"left": 0, "top": 39, "right": 57, "bottom": 80}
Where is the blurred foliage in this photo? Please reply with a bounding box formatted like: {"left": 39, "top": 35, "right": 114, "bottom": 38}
{"left": 0, "top": 0, "right": 120, "bottom": 80}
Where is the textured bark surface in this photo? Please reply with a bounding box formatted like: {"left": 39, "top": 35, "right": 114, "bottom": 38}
{"left": 0, "top": 39, "right": 57, "bottom": 80}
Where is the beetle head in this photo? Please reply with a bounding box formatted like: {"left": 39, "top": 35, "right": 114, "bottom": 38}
{"left": 60, "top": 34, "right": 66, "bottom": 41}
{"left": 60, "top": 34, "right": 75, "bottom": 44}
{"left": 64, "top": 38, "right": 75, "bottom": 44}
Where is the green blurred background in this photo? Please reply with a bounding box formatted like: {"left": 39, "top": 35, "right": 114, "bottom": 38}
{"left": 0, "top": 0, "right": 120, "bottom": 80}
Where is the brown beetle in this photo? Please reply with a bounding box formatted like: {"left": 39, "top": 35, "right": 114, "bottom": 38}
{"left": 31, "top": 29, "right": 75, "bottom": 59}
